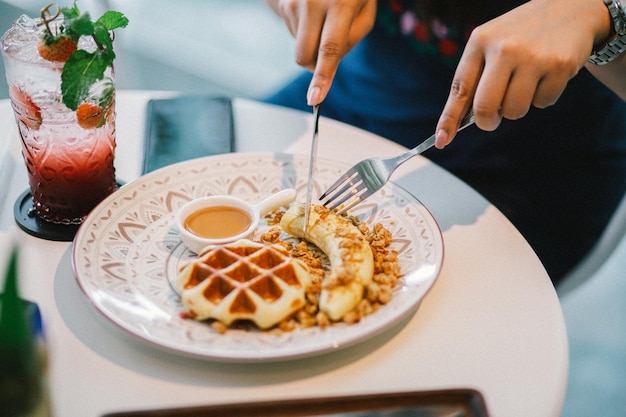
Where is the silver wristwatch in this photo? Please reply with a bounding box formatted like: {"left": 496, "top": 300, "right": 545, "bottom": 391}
{"left": 588, "top": 0, "right": 626, "bottom": 64}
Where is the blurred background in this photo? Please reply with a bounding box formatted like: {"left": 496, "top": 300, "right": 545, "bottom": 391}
{"left": 0, "top": 0, "right": 301, "bottom": 99}
{"left": 1, "top": 1, "right": 625, "bottom": 416}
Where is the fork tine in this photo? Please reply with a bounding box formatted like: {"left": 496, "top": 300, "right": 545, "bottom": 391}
{"left": 318, "top": 166, "right": 360, "bottom": 201}
{"left": 324, "top": 183, "right": 369, "bottom": 212}
{"left": 319, "top": 176, "right": 363, "bottom": 207}
{"left": 323, "top": 184, "right": 362, "bottom": 210}
{"left": 331, "top": 188, "right": 373, "bottom": 215}
{"left": 333, "top": 193, "right": 366, "bottom": 215}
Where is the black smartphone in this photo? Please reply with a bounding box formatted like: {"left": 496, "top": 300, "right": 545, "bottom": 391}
{"left": 142, "top": 96, "right": 235, "bottom": 174}
{"left": 102, "top": 389, "right": 490, "bottom": 417}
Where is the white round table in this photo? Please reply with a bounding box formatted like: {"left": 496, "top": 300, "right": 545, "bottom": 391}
{"left": 0, "top": 91, "right": 568, "bottom": 417}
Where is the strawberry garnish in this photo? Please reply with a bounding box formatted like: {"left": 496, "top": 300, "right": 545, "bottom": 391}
{"left": 38, "top": 3, "right": 128, "bottom": 111}
{"left": 76, "top": 103, "right": 105, "bottom": 129}
{"left": 9, "top": 86, "right": 42, "bottom": 130}
{"left": 37, "top": 35, "right": 77, "bottom": 62}
{"left": 36, "top": 4, "right": 79, "bottom": 63}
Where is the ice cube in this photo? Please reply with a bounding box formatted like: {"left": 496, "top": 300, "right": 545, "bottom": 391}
{"left": 1, "top": 14, "right": 41, "bottom": 63}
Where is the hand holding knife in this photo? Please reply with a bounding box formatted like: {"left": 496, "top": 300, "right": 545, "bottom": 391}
{"left": 303, "top": 104, "right": 320, "bottom": 235}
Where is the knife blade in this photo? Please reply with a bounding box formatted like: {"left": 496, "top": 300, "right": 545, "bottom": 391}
{"left": 303, "top": 104, "right": 320, "bottom": 235}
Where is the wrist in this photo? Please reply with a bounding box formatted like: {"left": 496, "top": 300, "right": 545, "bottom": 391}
{"left": 588, "top": 0, "right": 626, "bottom": 64}
{"left": 594, "top": 0, "right": 616, "bottom": 45}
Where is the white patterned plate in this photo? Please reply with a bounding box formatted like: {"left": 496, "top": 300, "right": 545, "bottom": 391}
{"left": 72, "top": 152, "right": 443, "bottom": 362}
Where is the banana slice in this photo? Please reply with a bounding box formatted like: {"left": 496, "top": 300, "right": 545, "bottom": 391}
{"left": 280, "top": 204, "right": 374, "bottom": 321}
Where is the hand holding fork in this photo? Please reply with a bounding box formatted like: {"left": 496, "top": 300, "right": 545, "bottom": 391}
{"left": 319, "top": 109, "right": 475, "bottom": 214}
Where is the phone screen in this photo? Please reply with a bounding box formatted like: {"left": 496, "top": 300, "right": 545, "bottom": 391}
{"left": 142, "top": 96, "right": 235, "bottom": 174}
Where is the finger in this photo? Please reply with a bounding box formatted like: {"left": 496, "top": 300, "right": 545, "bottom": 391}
{"left": 501, "top": 57, "right": 574, "bottom": 116}
{"left": 531, "top": 65, "right": 575, "bottom": 109}
{"left": 283, "top": 13, "right": 299, "bottom": 38}
{"left": 472, "top": 54, "right": 513, "bottom": 130}
{"left": 532, "top": 75, "right": 568, "bottom": 108}
{"left": 270, "top": 1, "right": 303, "bottom": 42}
{"left": 499, "top": 68, "right": 537, "bottom": 120}
{"left": 293, "top": 4, "right": 327, "bottom": 71}
{"left": 306, "top": 4, "right": 358, "bottom": 105}
{"left": 279, "top": 2, "right": 299, "bottom": 38}
{"left": 346, "top": 0, "right": 377, "bottom": 48}
{"left": 435, "top": 46, "right": 483, "bottom": 148}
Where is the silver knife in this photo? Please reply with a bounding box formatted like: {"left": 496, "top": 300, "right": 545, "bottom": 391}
{"left": 303, "top": 104, "right": 320, "bottom": 235}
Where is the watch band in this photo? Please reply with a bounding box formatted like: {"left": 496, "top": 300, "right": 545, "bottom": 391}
{"left": 588, "top": 0, "right": 626, "bottom": 65}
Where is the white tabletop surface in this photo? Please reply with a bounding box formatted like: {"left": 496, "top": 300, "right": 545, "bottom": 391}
{"left": 0, "top": 90, "right": 568, "bottom": 417}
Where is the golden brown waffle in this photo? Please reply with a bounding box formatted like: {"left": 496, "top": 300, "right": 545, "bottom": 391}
{"left": 176, "top": 239, "right": 311, "bottom": 329}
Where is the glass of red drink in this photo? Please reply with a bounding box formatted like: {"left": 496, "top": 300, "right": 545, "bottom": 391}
{"left": 1, "top": 7, "right": 120, "bottom": 228}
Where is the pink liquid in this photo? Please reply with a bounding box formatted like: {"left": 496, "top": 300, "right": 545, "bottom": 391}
{"left": 13, "top": 93, "right": 117, "bottom": 224}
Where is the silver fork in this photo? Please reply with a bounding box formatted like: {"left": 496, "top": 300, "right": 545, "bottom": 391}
{"left": 319, "top": 109, "right": 475, "bottom": 214}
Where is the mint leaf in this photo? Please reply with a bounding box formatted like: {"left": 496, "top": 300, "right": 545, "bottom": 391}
{"left": 93, "top": 22, "right": 114, "bottom": 56}
{"left": 98, "top": 80, "right": 115, "bottom": 108}
{"left": 97, "top": 11, "right": 129, "bottom": 31}
{"left": 61, "top": 4, "right": 80, "bottom": 19}
{"left": 61, "top": 49, "right": 112, "bottom": 110}
{"left": 57, "top": 4, "right": 128, "bottom": 111}
{"left": 67, "top": 13, "right": 94, "bottom": 39}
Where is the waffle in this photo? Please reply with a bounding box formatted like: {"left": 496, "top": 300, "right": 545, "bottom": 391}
{"left": 176, "top": 239, "right": 312, "bottom": 329}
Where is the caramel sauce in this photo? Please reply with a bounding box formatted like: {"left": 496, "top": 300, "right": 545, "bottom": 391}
{"left": 184, "top": 206, "right": 252, "bottom": 239}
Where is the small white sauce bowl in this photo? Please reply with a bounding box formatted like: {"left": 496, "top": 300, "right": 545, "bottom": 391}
{"left": 176, "top": 188, "right": 296, "bottom": 253}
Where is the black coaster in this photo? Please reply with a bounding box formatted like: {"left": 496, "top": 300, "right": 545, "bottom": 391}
{"left": 13, "top": 181, "right": 125, "bottom": 242}
{"left": 14, "top": 190, "right": 80, "bottom": 241}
